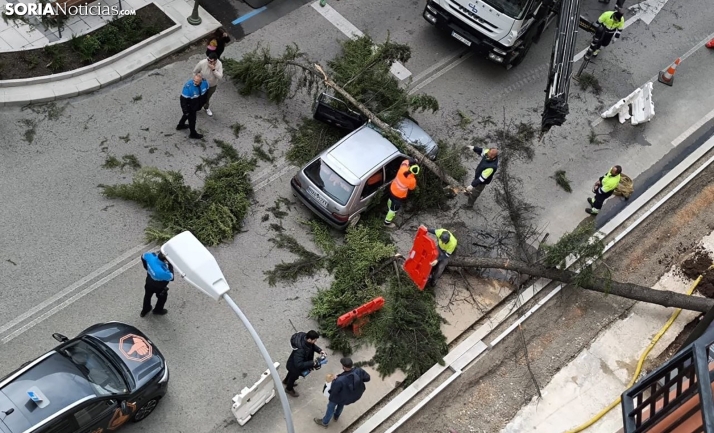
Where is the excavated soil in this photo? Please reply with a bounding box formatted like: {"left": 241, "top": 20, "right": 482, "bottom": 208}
{"left": 680, "top": 249, "right": 714, "bottom": 297}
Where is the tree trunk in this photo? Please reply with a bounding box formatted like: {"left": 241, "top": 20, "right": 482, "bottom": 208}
{"left": 448, "top": 256, "right": 714, "bottom": 313}
{"left": 313, "top": 64, "right": 464, "bottom": 194}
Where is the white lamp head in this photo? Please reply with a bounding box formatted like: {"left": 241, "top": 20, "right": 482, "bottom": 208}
{"left": 161, "top": 231, "right": 230, "bottom": 301}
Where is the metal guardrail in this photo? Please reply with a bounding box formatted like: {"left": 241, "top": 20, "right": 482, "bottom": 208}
{"left": 621, "top": 326, "right": 714, "bottom": 433}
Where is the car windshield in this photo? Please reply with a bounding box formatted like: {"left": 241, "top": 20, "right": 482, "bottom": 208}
{"left": 304, "top": 159, "right": 355, "bottom": 205}
{"left": 480, "top": 0, "right": 530, "bottom": 19}
{"left": 61, "top": 340, "right": 129, "bottom": 396}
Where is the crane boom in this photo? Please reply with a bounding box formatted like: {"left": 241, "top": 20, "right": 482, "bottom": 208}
{"left": 541, "top": 0, "right": 582, "bottom": 134}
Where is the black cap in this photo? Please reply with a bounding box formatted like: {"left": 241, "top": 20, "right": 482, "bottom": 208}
{"left": 340, "top": 357, "right": 353, "bottom": 368}
{"left": 440, "top": 231, "right": 451, "bottom": 244}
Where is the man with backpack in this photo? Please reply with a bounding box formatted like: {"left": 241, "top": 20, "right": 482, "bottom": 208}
{"left": 283, "top": 330, "right": 326, "bottom": 397}
{"left": 140, "top": 251, "right": 174, "bottom": 317}
{"left": 314, "top": 357, "right": 371, "bottom": 428}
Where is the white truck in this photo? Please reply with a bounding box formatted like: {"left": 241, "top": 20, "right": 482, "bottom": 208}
{"left": 422, "top": 0, "right": 558, "bottom": 68}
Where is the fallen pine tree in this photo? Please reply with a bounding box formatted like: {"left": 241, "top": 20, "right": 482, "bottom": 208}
{"left": 447, "top": 256, "right": 714, "bottom": 313}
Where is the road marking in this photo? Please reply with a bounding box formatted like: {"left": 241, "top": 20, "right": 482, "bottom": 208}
{"left": 409, "top": 48, "right": 469, "bottom": 87}
{"left": 0, "top": 242, "right": 150, "bottom": 337}
{"left": 232, "top": 6, "right": 267, "bottom": 25}
{"left": 408, "top": 52, "right": 473, "bottom": 95}
{"left": 0, "top": 161, "right": 299, "bottom": 343}
{"left": 671, "top": 107, "right": 714, "bottom": 147}
{"left": 2, "top": 259, "right": 141, "bottom": 344}
{"left": 254, "top": 164, "right": 295, "bottom": 191}
{"left": 628, "top": 0, "right": 671, "bottom": 25}
{"left": 310, "top": 2, "right": 412, "bottom": 81}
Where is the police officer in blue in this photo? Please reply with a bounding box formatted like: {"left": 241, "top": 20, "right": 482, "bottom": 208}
{"left": 177, "top": 72, "right": 209, "bottom": 139}
{"left": 140, "top": 251, "right": 174, "bottom": 317}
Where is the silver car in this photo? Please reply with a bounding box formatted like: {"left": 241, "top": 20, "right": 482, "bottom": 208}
{"left": 291, "top": 121, "right": 437, "bottom": 230}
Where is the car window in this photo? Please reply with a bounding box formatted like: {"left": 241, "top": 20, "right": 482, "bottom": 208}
{"left": 385, "top": 157, "right": 404, "bottom": 181}
{"left": 42, "top": 415, "right": 79, "bottom": 433}
{"left": 304, "top": 159, "right": 355, "bottom": 206}
{"left": 74, "top": 400, "right": 115, "bottom": 430}
{"left": 61, "top": 341, "right": 128, "bottom": 396}
{"left": 361, "top": 169, "right": 385, "bottom": 199}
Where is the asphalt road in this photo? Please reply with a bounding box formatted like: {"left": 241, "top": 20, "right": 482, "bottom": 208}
{"left": 1, "top": 0, "right": 713, "bottom": 432}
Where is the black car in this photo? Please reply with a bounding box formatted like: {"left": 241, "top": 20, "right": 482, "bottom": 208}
{"left": 0, "top": 322, "right": 169, "bottom": 433}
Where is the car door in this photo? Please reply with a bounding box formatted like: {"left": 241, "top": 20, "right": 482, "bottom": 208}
{"left": 72, "top": 398, "right": 123, "bottom": 432}
{"left": 384, "top": 156, "right": 405, "bottom": 186}
{"left": 359, "top": 167, "right": 386, "bottom": 206}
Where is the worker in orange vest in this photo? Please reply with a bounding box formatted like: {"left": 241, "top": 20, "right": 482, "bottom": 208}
{"left": 384, "top": 158, "right": 419, "bottom": 227}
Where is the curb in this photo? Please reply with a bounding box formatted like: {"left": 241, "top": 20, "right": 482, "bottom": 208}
{"left": 0, "top": 2, "right": 220, "bottom": 107}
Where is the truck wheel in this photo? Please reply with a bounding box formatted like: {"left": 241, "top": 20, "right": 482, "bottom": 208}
{"left": 508, "top": 37, "right": 533, "bottom": 68}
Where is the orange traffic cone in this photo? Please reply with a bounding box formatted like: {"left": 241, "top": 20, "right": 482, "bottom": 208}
{"left": 707, "top": 38, "right": 714, "bottom": 49}
{"left": 658, "top": 58, "right": 680, "bottom": 86}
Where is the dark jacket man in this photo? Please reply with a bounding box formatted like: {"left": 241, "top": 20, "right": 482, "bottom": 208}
{"left": 283, "top": 330, "right": 324, "bottom": 397}
{"left": 314, "top": 357, "right": 371, "bottom": 427}
{"left": 140, "top": 252, "right": 174, "bottom": 317}
{"left": 463, "top": 146, "right": 499, "bottom": 208}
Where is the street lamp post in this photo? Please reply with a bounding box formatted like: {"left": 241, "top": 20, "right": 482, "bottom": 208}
{"left": 187, "top": 0, "right": 202, "bottom": 26}
{"left": 161, "top": 231, "right": 295, "bottom": 433}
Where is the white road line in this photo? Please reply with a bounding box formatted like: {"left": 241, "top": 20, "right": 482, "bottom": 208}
{"left": 2, "top": 259, "right": 141, "bottom": 344}
{"left": 254, "top": 164, "right": 295, "bottom": 191}
{"left": 310, "top": 2, "right": 412, "bottom": 81}
{"left": 408, "top": 52, "right": 474, "bottom": 95}
{"left": 0, "top": 242, "right": 151, "bottom": 337}
{"left": 671, "top": 108, "right": 714, "bottom": 147}
{"left": 409, "top": 48, "right": 470, "bottom": 86}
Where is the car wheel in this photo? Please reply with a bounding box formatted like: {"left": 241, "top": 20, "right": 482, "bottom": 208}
{"left": 132, "top": 398, "right": 159, "bottom": 423}
{"left": 348, "top": 214, "right": 361, "bottom": 228}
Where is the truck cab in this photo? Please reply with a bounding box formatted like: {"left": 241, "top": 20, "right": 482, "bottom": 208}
{"left": 423, "top": 0, "right": 555, "bottom": 67}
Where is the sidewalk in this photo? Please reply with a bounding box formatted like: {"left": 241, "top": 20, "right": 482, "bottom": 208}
{"left": 0, "top": 0, "right": 220, "bottom": 106}
{"left": 502, "top": 231, "right": 714, "bottom": 433}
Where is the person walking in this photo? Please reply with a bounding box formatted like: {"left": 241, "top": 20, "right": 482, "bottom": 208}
{"left": 463, "top": 145, "right": 499, "bottom": 208}
{"left": 206, "top": 28, "right": 231, "bottom": 59}
{"left": 587, "top": 8, "right": 625, "bottom": 59}
{"left": 425, "top": 226, "right": 457, "bottom": 287}
{"left": 384, "top": 158, "right": 419, "bottom": 228}
{"left": 140, "top": 251, "right": 174, "bottom": 317}
{"left": 177, "top": 73, "right": 209, "bottom": 139}
{"left": 314, "top": 357, "right": 370, "bottom": 428}
{"left": 586, "top": 165, "right": 622, "bottom": 215}
{"left": 192, "top": 52, "right": 223, "bottom": 117}
{"left": 283, "top": 330, "right": 326, "bottom": 397}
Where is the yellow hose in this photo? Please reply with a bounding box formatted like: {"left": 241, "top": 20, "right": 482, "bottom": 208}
{"left": 564, "top": 267, "right": 712, "bottom": 433}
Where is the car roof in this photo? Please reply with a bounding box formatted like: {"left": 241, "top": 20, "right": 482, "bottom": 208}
{"left": 323, "top": 124, "right": 399, "bottom": 181}
{"left": 0, "top": 351, "right": 97, "bottom": 432}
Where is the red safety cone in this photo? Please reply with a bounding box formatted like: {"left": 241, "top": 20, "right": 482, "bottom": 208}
{"left": 707, "top": 38, "right": 714, "bottom": 49}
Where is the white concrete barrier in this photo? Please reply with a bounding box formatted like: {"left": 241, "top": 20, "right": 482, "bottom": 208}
{"left": 631, "top": 82, "right": 655, "bottom": 125}
{"left": 601, "top": 83, "right": 655, "bottom": 125}
{"left": 231, "top": 362, "right": 280, "bottom": 426}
